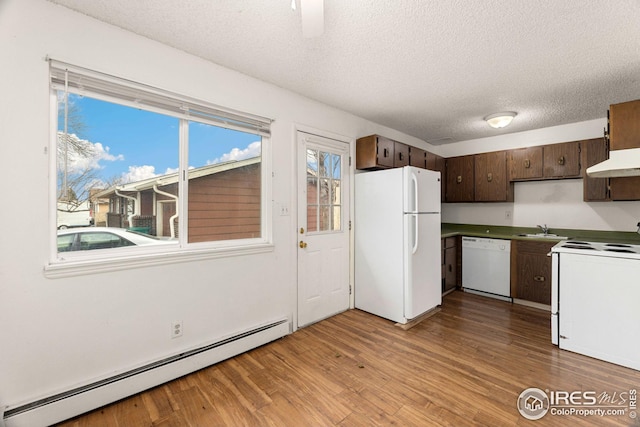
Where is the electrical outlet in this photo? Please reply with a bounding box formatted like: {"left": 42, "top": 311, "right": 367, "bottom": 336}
{"left": 171, "top": 321, "right": 183, "bottom": 339}
{"left": 505, "top": 210, "right": 512, "bottom": 220}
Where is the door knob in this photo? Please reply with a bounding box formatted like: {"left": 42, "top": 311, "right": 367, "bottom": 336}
{"left": 299, "top": 240, "right": 307, "bottom": 248}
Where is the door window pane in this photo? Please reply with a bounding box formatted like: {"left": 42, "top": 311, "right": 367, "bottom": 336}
{"left": 306, "top": 148, "right": 342, "bottom": 233}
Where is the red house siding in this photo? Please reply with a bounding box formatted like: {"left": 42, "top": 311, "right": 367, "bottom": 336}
{"left": 188, "top": 163, "right": 261, "bottom": 243}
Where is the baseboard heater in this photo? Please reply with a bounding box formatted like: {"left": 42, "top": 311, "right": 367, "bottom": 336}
{"left": 2, "top": 318, "right": 290, "bottom": 427}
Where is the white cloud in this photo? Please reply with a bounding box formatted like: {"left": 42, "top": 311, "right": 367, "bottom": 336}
{"left": 121, "top": 165, "right": 157, "bottom": 183}
{"left": 208, "top": 141, "right": 261, "bottom": 165}
{"left": 59, "top": 132, "right": 124, "bottom": 173}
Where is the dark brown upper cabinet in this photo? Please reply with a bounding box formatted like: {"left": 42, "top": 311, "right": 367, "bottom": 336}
{"left": 356, "top": 135, "right": 395, "bottom": 169}
{"left": 394, "top": 142, "right": 410, "bottom": 168}
{"left": 582, "top": 137, "right": 609, "bottom": 201}
{"left": 474, "top": 151, "right": 514, "bottom": 202}
{"left": 609, "top": 99, "right": 640, "bottom": 150}
{"left": 608, "top": 99, "right": 640, "bottom": 201}
{"left": 509, "top": 147, "right": 543, "bottom": 180}
{"left": 508, "top": 141, "right": 581, "bottom": 181}
{"left": 445, "top": 155, "right": 474, "bottom": 202}
{"left": 356, "top": 135, "right": 410, "bottom": 170}
{"left": 543, "top": 141, "right": 581, "bottom": 178}
{"left": 427, "top": 152, "right": 447, "bottom": 202}
{"left": 409, "top": 146, "right": 427, "bottom": 169}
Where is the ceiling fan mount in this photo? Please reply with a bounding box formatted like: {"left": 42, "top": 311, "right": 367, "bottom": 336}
{"left": 293, "top": 0, "right": 324, "bottom": 38}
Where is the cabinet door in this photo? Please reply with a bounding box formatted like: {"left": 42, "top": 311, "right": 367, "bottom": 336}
{"left": 516, "top": 252, "right": 551, "bottom": 305}
{"left": 607, "top": 100, "right": 640, "bottom": 200}
{"left": 409, "top": 146, "right": 426, "bottom": 168}
{"left": 427, "top": 152, "right": 446, "bottom": 202}
{"left": 444, "top": 245, "right": 457, "bottom": 292}
{"left": 445, "top": 156, "right": 474, "bottom": 202}
{"left": 509, "top": 147, "right": 543, "bottom": 180}
{"left": 356, "top": 135, "right": 394, "bottom": 170}
{"left": 474, "top": 151, "right": 513, "bottom": 202}
{"left": 582, "top": 138, "right": 609, "bottom": 201}
{"left": 609, "top": 100, "right": 640, "bottom": 150}
{"left": 512, "top": 240, "right": 554, "bottom": 305}
{"left": 376, "top": 136, "right": 396, "bottom": 168}
{"left": 394, "top": 142, "right": 410, "bottom": 167}
{"left": 543, "top": 142, "right": 581, "bottom": 178}
{"left": 610, "top": 176, "right": 640, "bottom": 201}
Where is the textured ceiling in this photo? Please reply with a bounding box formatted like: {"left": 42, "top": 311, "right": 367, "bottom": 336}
{"left": 48, "top": 0, "right": 640, "bottom": 144}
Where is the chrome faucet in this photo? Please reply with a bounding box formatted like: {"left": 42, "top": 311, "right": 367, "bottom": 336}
{"left": 537, "top": 224, "right": 549, "bottom": 235}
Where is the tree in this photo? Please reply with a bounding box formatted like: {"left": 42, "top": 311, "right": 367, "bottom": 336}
{"left": 56, "top": 94, "right": 102, "bottom": 210}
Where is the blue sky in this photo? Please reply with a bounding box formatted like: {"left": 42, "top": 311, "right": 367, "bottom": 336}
{"left": 59, "top": 93, "right": 261, "bottom": 187}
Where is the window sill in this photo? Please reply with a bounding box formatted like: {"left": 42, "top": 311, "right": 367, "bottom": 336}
{"left": 44, "top": 243, "right": 274, "bottom": 279}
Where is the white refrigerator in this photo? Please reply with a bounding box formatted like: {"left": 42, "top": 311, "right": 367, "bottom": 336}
{"left": 355, "top": 166, "right": 442, "bottom": 324}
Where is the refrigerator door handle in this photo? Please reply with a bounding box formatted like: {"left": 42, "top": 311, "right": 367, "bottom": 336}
{"left": 411, "top": 173, "right": 419, "bottom": 213}
{"left": 411, "top": 214, "right": 419, "bottom": 254}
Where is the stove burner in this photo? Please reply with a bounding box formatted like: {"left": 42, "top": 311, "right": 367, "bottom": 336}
{"left": 605, "top": 243, "right": 632, "bottom": 248}
{"left": 561, "top": 244, "right": 596, "bottom": 250}
{"left": 567, "top": 241, "right": 590, "bottom": 245}
{"left": 604, "top": 248, "right": 636, "bottom": 253}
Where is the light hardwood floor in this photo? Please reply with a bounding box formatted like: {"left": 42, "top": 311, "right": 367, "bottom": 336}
{"left": 57, "top": 291, "right": 640, "bottom": 426}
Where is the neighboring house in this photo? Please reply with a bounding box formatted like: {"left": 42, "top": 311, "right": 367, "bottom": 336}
{"left": 89, "top": 188, "right": 110, "bottom": 227}
{"left": 94, "top": 157, "right": 261, "bottom": 242}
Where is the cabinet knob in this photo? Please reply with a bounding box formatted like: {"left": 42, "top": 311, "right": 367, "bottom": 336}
{"left": 524, "top": 159, "right": 531, "bottom": 169}
{"left": 383, "top": 148, "right": 389, "bottom": 158}
{"left": 398, "top": 152, "right": 404, "bottom": 161}
{"left": 534, "top": 275, "right": 545, "bottom": 282}
{"left": 487, "top": 172, "right": 493, "bottom": 182}
{"left": 456, "top": 175, "right": 462, "bottom": 184}
{"left": 558, "top": 156, "right": 565, "bottom": 165}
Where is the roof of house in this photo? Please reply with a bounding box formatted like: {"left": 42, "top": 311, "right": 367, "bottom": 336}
{"left": 94, "top": 156, "right": 260, "bottom": 198}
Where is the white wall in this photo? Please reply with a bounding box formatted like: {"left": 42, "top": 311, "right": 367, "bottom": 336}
{"left": 0, "top": 0, "right": 429, "bottom": 413}
{"left": 440, "top": 120, "right": 640, "bottom": 232}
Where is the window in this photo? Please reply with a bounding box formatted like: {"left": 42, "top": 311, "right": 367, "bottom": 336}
{"left": 306, "top": 148, "right": 342, "bottom": 232}
{"left": 50, "top": 60, "right": 271, "bottom": 263}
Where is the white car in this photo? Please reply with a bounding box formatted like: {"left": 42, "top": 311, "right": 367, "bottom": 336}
{"left": 57, "top": 227, "right": 175, "bottom": 252}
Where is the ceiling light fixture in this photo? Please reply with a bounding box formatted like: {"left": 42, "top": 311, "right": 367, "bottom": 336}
{"left": 484, "top": 112, "right": 517, "bottom": 129}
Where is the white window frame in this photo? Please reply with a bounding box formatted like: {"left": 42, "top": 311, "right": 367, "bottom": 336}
{"left": 46, "top": 60, "right": 273, "bottom": 278}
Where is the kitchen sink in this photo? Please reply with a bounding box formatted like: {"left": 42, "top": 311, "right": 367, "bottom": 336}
{"left": 516, "top": 233, "right": 568, "bottom": 239}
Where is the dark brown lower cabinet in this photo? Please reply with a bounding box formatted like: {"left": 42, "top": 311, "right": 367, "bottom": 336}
{"left": 442, "top": 237, "right": 457, "bottom": 293}
{"left": 511, "top": 240, "right": 555, "bottom": 305}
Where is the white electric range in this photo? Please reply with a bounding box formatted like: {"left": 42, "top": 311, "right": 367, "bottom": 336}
{"left": 551, "top": 240, "right": 640, "bottom": 371}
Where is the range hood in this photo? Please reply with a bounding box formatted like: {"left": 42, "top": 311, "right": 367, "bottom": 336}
{"left": 586, "top": 148, "right": 640, "bottom": 178}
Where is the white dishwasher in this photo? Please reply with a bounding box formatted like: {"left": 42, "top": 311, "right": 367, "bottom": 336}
{"left": 462, "top": 236, "right": 511, "bottom": 301}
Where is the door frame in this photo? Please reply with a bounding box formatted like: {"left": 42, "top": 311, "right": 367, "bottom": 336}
{"left": 292, "top": 123, "right": 355, "bottom": 332}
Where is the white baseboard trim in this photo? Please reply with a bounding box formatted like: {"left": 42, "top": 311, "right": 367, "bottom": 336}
{"left": 4, "top": 319, "right": 290, "bottom": 427}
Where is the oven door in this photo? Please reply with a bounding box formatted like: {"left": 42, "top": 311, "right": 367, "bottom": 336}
{"left": 558, "top": 253, "right": 640, "bottom": 371}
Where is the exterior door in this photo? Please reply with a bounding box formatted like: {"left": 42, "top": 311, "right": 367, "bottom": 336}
{"left": 297, "top": 131, "right": 350, "bottom": 327}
